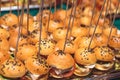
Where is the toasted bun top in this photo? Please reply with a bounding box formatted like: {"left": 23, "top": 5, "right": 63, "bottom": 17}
{"left": 17, "top": 44, "right": 37, "bottom": 61}
{"left": 54, "top": 9, "right": 67, "bottom": 21}
{"left": 53, "top": 28, "right": 69, "bottom": 42}
{"left": 19, "top": 13, "right": 34, "bottom": 26}
{"left": 103, "top": 26, "right": 117, "bottom": 37}
{"left": 0, "top": 58, "right": 26, "bottom": 78}
{"left": 0, "top": 13, "right": 18, "bottom": 27}
{"left": 47, "top": 50, "right": 75, "bottom": 70}
{"left": 36, "top": 39, "right": 55, "bottom": 56}
{"left": 74, "top": 48, "right": 97, "bottom": 66}
{"left": 25, "top": 56, "right": 49, "bottom": 75}
{"left": 47, "top": 19, "right": 64, "bottom": 33}
{"left": 55, "top": 39, "right": 78, "bottom": 54}
{"left": 94, "top": 33, "right": 108, "bottom": 46}
{"left": 94, "top": 46, "right": 115, "bottom": 61}
{"left": 78, "top": 36, "right": 96, "bottom": 49}
{"left": 71, "top": 26, "right": 88, "bottom": 37}
{"left": 109, "top": 34, "right": 120, "bottom": 49}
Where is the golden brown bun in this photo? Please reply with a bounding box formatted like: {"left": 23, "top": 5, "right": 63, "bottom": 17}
{"left": 47, "top": 19, "right": 64, "bottom": 33}
{"left": 109, "top": 34, "right": 120, "bottom": 49}
{"left": 25, "top": 56, "right": 49, "bottom": 75}
{"left": 19, "top": 13, "right": 34, "bottom": 26}
{"left": 47, "top": 50, "right": 75, "bottom": 70}
{"left": 0, "top": 28, "right": 10, "bottom": 39}
{"left": 71, "top": 26, "right": 89, "bottom": 38}
{"left": 0, "top": 58, "right": 26, "bottom": 78}
{"left": 9, "top": 33, "right": 28, "bottom": 49}
{"left": 65, "top": 16, "right": 79, "bottom": 28}
{"left": 55, "top": 39, "right": 78, "bottom": 54}
{"left": 36, "top": 10, "right": 53, "bottom": 22}
{"left": 0, "top": 13, "right": 18, "bottom": 27}
{"left": 36, "top": 39, "right": 55, "bottom": 56}
{"left": 0, "top": 49, "right": 10, "bottom": 64}
{"left": 53, "top": 28, "right": 70, "bottom": 42}
{"left": 28, "top": 21, "right": 47, "bottom": 33}
{"left": 89, "top": 25, "right": 102, "bottom": 35}
{"left": 9, "top": 24, "right": 28, "bottom": 36}
{"left": 94, "top": 46, "right": 115, "bottom": 61}
{"left": 95, "top": 61, "right": 114, "bottom": 71}
{"left": 94, "top": 33, "right": 108, "bottom": 47}
{"left": 28, "top": 29, "right": 47, "bottom": 44}
{"left": 54, "top": 9, "right": 67, "bottom": 21}
{"left": 74, "top": 63, "right": 92, "bottom": 76}
{"left": 103, "top": 26, "right": 117, "bottom": 37}
{"left": 74, "top": 48, "right": 97, "bottom": 66}
{"left": 0, "top": 38, "right": 10, "bottom": 51}
{"left": 82, "top": 6, "right": 92, "bottom": 17}
{"left": 80, "top": 16, "right": 91, "bottom": 26}
{"left": 16, "top": 44, "right": 37, "bottom": 61}
{"left": 78, "top": 36, "right": 96, "bottom": 49}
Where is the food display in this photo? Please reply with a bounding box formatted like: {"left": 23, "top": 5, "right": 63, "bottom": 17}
{"left": 0, "top": 0, "right": 120, "bottom": 80}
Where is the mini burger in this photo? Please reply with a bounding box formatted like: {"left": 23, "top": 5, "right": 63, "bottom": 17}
{"left": 0, "top": 58, "right": 26, "bottom": 79}
{"left": 25, "top": 55, "right": 50, "bottom": 80}
{"left": 94, "top": 46, "right": 115, "bottom": 71}
{"left": 71, "top": 25, "right": 89, "bottom": 38}
{"left": 94, "top": 33, "right": 108, "bottom": 47}
{"left": 103, "top": 26, "right": 117, "bottom": 37}
{"left": 0, "top": 13, "right": 18, "bottom": 29}
{"left": 53, "top": 27, "right": 70, "bottom": 42}
{"left": 47, "top": 50, "right": 75, "bottom": 78}
{"left": 109, "top": 34, "right": 120, "bottom": 50}
{"left": 74, "top": 48, "right": 97, "bottom": 76}
{"left": 36, "top": 9, "right": 54, "bottom": 22}
{"left": 47, "top": 19, "right": 64, "bottom": 33}
{"left": 16, "top": 44, "right": 37, "bottom": 62}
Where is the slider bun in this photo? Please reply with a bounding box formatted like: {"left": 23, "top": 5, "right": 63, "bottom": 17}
{"left": 0, "top": 13, "right": 18, "bottom": 27}
{"left": 47, "top": 50, "right": 74, "bottom": 70}
{"left": 94, "top": 46, "right": 115, "bottom": 61}
{"left": 74, "top": 48, "right": 97, "bottom": 66}
{"left": 0, "top": 58, "right": 26, "bottom": 78}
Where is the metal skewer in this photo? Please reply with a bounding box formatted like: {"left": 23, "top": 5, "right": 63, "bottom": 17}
{"left": 15, "top": 0, "right": 25, "bottom": 59}
{"left": 69, "top": 0, "right": 78, "bottom": 36}
{"left": 27, "top": 0, "right": 30, "bottom": 35}
{"left": 61, "top": 0, "right": 63, "bottom": 9}
{"left": 63, "top": 0, "right": 69, "bottom": 29}
{"left": 46, "top": 0, "right": 52, "bottom": 33}
{"left": 63, "top": 0, "right": 74, "bottom": 52}
{"left": 17, "top": 0, "right": 20, "bottom": 23}
{"left": 106, "top": 1, "right": 120, "bottom": 45}
{"left": 38, "top": 0, "right": 44, "bottom": 57}
{"left": 54, "top": 0, "right": 57, "bottom": 12}
{"left": 87, "top": 0, "right": 106, "bottom": 51}
{"left": 10, "top": 0, "right": 12, "bottom": 13}
{"left": 87, "top": 0, "right": 96, "bottom": 36}
{"left": 0, "top": 0, "right": 1, "bottom": 16}
{"left": 101, "top": 0, "right": 109, "bottom": 33}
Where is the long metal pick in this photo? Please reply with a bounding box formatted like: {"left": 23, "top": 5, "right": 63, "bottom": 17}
{"left": 88, "top": 0, "right": 106, "bottom": 50}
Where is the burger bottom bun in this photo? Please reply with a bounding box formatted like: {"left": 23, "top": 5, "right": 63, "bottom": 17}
{"left": 95, "top": 61, "right": 114, "bottom": 71}
{"left": 74, "top": 64, "right": 92, "bottom": 77}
